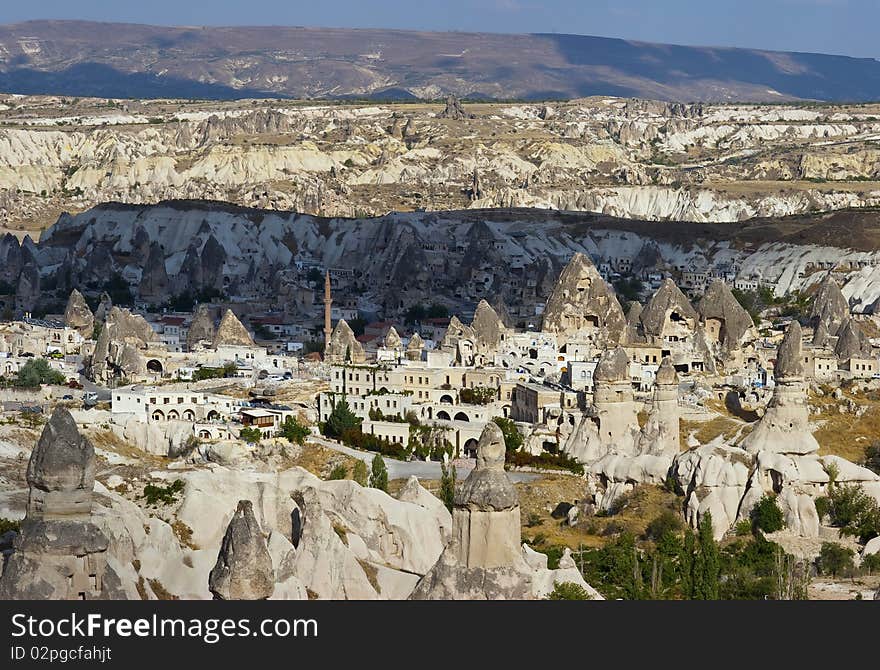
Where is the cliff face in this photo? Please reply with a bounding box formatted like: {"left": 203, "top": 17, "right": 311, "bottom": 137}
{"left": 21, "top": 201, "right": 880, "bottom": 321}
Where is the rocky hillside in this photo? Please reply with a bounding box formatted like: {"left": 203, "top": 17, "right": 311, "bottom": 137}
{"left": 3, "top": 21, "right": 880, "bottom": 103}
{"left": 4, "top": 94, "right": 880, "bottom": 234}
{"left": 23, "top": 201, "right": 880, "bottom": 318}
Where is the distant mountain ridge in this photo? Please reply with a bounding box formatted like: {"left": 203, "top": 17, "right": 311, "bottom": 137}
{"left": 1, "top": 20, "right": 880, "bottom": 102}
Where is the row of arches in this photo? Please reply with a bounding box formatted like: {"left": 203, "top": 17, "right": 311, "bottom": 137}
{"left": 151, "top": 409, "right": 221, "bottom": 422}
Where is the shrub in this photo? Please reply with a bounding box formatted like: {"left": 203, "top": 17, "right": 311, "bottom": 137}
{"left": 644, "top": 510, "right": 683, "bottom": 541}
{"left": 492, "top": 416, "right": 523, "bottom": 454}
{"left": 861, "top": 552, "right": 880, "bottom": 575}
{"left": 239, "top": 427, "right": 262, "bottom": 444}
{"left": 327, "top": 464, "right": 348, "bottom": 480}
{"left": 323, "top": 397, "right": 362, "bottom": 440}
{"left": 817, "top": 542, "right": 855, "bottom": 577}
{"left": 826, "top": 483, "right": 880, "bottom": 542}
{"left": 369, "top": 454, "right": 388, "bottom": 492}
{"left": 0, "top": 517, "right": 21, "bottom": 534}
{"left": 142, "top": 479, "right": 185, "bottom": 506}
{"left": 506, "top": 449, "right": 584, "bottom": 475}
{"left": 750, "top": 494, "right": 785, "bottom": 534}
{"left": 279, "top": 415, "right": 310, "bottom": 445}
{"left": 191, "top": 363, "right": 237, "bottom": 382}
{"left": 352, "top": 460, "right": 368, "bottom": 487}
{"left": 459, "top": 386, "right": 496, "bottom": 405}
{"left": 547, "top": 581, "right": 592, "bottom": 600}
{"left": 15, "top": 359, "right": 66, "bottom": 388}
{"left": 439, "top": 462, "right": 456, "bottom": 512}
{"left": 864, "top": 442, "right": 880, "bottom": 476}
{"left": 814, "top": 496, "right": 830, "bottom": 522}
{"left": 734, "top": 519, "right": 754, "bottom": 536}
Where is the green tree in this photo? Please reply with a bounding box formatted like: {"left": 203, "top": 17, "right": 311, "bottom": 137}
{"left": 644, "top": 510, "right": 682, "bottom": 541}
{"left": 693, "top": 512, "right": 720, "bottom": 599}
{"left": 239, "top": 427, "right": 262, "bottom": 443}
{"left": 15, "top": 359, "right": 66, "bottom": 388}
{"left": 327, "top": 464, "right": 347, "bottom": 480}
{"left": 439, "top": 462, "right": 457, "bottom": 512}
{"left": 323, "top": 397, "right": 362, "bottom": 439}
{"left": 369, "top": 454, "right": 388, "bottom": 492}
{"left": 425, "top": 303, "right": 449, "bottom": 319}
{"left": 817, "top": 542, "right": 855, "bottom": 577}
{"left": 547, "top": 582, "right": 592, "bottom": 600}
{"left": 680, "top": 527, "right": 696, "bottom": 598}
{"left": 352, "top": 460, "right": 369, "bottom": 487}
{"left": 279, "top": 415, "right": 310, "bottom": 445}
{"left": 826, "top": 483, "right": 880, "bottom": 542}
{"left": 492, "top": 416, "right": 523, "bottom": 455}
{"left": 751, "top": 494, "right": 785, "bottom": 534}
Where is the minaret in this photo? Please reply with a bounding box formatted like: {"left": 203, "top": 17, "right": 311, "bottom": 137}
{"left": 323, "top": 270, "right": 333, "bottom": 347}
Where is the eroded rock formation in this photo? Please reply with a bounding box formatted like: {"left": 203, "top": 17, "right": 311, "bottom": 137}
{"left": 541, "top": 253, "right": 626, "bottom": 347}
{"left": 209, "top": 500, "right": 275, "bottom": 600}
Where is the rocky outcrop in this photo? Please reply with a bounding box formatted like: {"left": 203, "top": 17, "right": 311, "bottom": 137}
{"left": 740, "top": 321, "right": 819, "bottom": 455}
{"left": 833, "top": 317, "right": 869, "bottom": 360}
{"left": 541, "top": 252, "right": 626, "bottom": 346}
{"left": 636, "top": 357, "right": 680, "bottom": 456}
{"left": 0, "top": 408, "right": 127, "bottom": 599}
{"left": 436, "top": 95, "right": 474, "bottom": 120}
{"left": 93, "top": 292, "right": 112, "bottom": 323}
{"left": 324, "top": 319, "right": 366, "bottom": 364}
{"left": 212, "top": 309, "right": 255, "bottom": 348}
{"left": 412, "top": 422, "right": 599, "bottom": 599}
{"left": 471, "top": 299, "right": 507, "bottom": 355}
{"left": 564, "top": 347, "right": 640, "bottom": 464}
{"left": 811, "top": 274, "right": 850, "bottom": 338}
{"left": 209, "top": 500, "right": 275, "bottom": 600}
{"left": 383, "top": 326, "right": 402, "bottom": 351}
{"left": 640, "top": 278, "right": 698, "bottom": 341}
{"left": 187, "top": 304, "right": 216, "bottom": 350}
{"left": 14, "top": 260, "right": 40, "bottom": 314}
{"left": 697, "top": 280, "right": 756, "bottom": 361}
{"left": 63, "top": 288, "right": 94, "bottom": 338}
{"left": 90, "top": 306, "right": 161, "bottom": 384}
{"left": 625, "top": 301, "right": 645, "bottom": 343}
{"left": 138, "top": 241, "right": 171, "bottom": 304}
{"left": 405, "top": 332, "right": 424, "bottom": 361}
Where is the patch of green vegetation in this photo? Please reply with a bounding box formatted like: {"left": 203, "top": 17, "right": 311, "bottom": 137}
{"left": 547, "top": 582, "right": 593, "bottom": 600}
{"left": 142, "top": 479, "right": 185, "bottom": 506}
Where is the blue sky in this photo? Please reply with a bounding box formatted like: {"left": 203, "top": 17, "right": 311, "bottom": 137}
{"left": 1, "top": 0, "right": 874, "bottom": 59}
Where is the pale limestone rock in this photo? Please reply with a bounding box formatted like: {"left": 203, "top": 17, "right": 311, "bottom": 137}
{"left": 383, "top": 326, "right": 402, "bottom": 351}
{"left": 740, "top": 322, "right": 819, "bottom": 455}
{"left": 564, "top": 347, "right": 640, "bottom": 463}
{"left": 290, "top": 487, "right": 380, "bottom": 599}
{"left": 324, "top": 318, "right": 366, "bottom": 364}
{"left": 636, "top": 356, "right": 681, "bottom": 456}
{"left": 640, "top": 279, "right": 698, "bottom": 342}
{"left": 471, "top": 299, "right": 507, "bottom": 355}
{"left": 212, "top": 309, "right": 255, "bottom": 347}
{"left": 697, "top": 279, "right": 756, "bottom": 359}
{"left": 89, "top": 306, "right": 160, "bottom": 384}
{"left": 313, "top": 479, "right": 449, "bottom": 574}
{"left": 405, "top": 332, "right": 424, "bottom": 361}
{"left": 834, "top": 317, "right": 868, "bottom": 360}
{"left": 541, "top": 252, "right": 627, "bottom": 347}
{"left": 0, "top": 408, "right": 127, "bottom": 600}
